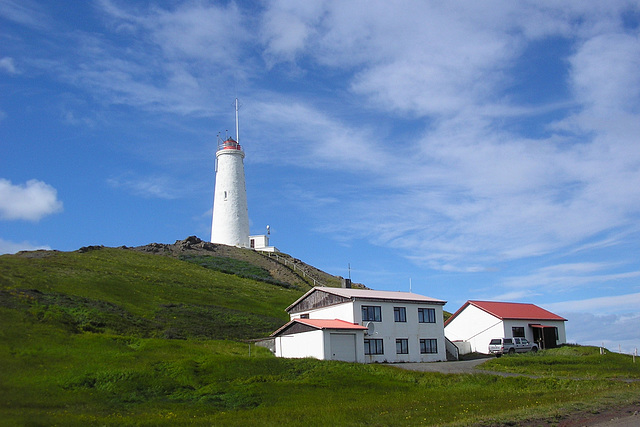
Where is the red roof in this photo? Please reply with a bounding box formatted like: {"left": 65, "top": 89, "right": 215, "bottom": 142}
{"left": 270, "top": 318, "right": 367, "bottom": 336}
{"left": 445, "top": 300, "right": 567, "bottom": 326}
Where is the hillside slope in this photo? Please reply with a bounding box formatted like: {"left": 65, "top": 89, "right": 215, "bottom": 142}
{"left": 0, "top": 243, "right": 307, "bottom": 340}
{"left": 131, "top": 236, "right": 351, "bottom": 289}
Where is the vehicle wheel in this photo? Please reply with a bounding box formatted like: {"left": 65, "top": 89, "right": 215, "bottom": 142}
{"left": 508, "top": 348, "right": 515, "bottom": 355}
{"left": 495, "top": 353, "right": 502, "bottom": 358}
{"left": 531, "top": 346, "right": 538, "bottom": 352}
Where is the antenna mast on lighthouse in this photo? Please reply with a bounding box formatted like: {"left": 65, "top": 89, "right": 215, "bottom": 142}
{"left": 235, "top": 98, "right": 240, "bottom": 143}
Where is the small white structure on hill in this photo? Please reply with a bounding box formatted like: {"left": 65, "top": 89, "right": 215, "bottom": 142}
{"left": 271, "top": 287, "right": 447, "bottom": 363}
{"left": 444, "top": 300, "right": 567, "bottom": 355}
{"left": 249, "top": 232, "right": 278, "bottom": 252}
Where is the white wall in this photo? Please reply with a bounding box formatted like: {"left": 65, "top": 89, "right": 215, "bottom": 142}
{"left": 355, "top": 301, "right": 446, "bottom": 363}
{"left": 211, "top": 149, "right": 250, "bottom": 247}
{"left": 293, "top": 303, "right": 356, "bottom": 323}
{"left": 274, "top": 330, "right": 366, "bottom": 363}
{"left": 444, "top": 305, "right": 504, "bottom": 354}
{"left": 274, "top": 330, "right": 325, "bottom": 359}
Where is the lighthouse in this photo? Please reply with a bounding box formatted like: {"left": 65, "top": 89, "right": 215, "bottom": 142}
{"left": 210, "top": 99, "right": 250, "bottom": 248}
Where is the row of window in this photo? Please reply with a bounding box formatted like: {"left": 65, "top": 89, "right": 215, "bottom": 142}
{"left": 362, "top": 305, "right": 436, "bottom": 323}
{"left": 364, "top": 338, "right": 439, "bottom": 355}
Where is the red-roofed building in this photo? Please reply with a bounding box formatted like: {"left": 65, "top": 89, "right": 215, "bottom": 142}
{"left": 444, "top": 301, "right": 567, "bottom": 354}
{"left": 269, "top": 287, "right": 448, "bottom": 363}
{"left": 271, "top": 319, "right": 369, "bottom": 362}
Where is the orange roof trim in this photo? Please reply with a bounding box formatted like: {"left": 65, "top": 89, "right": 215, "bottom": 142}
{"left": 270, "top": 318, "right": 368, "bottom": 337}
{"left": 295, "top": 318, "right": 369, "bottom": 330}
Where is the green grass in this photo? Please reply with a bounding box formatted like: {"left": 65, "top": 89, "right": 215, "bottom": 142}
{"left": 479, "top": 345, "right": 640, "bottom": 379}
{"left": 180, "top": 254, "right": 296, "bottom": 289}
{"left": 0, "top": 248, "right": 301, "bottom": 340}
{"left": 2, "top": 310, "right": 637, "bottom": 426}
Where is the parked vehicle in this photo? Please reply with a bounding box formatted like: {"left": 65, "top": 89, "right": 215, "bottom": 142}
{"left": 488, "top": 337, "right": 538, "bottom": 357}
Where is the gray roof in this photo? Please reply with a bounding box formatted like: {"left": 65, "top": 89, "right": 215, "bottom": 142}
{"left": 319, "top": 287, "right": 446, "bottom": 303}
{"left": 286, "top": 286, "right": 446, "bottom": 312}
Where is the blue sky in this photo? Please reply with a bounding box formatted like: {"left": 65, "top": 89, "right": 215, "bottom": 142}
{"left": 1, "top": 0, "right": 639, "bottom": 353}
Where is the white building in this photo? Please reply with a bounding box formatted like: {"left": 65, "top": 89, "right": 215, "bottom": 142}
{"left": 249, "top": 233, "right": 279, "bottom": 253}
{"left": 271, "top": 287, "right": 448, "bottom": 363}
{"left": 444, "top": 300, "right": 567, "bottom": 355}
{"left": 271, "top": 318, "right": 368, "bottom": 362}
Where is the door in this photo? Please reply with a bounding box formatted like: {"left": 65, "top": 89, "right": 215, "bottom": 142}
{"left": 329, "top": 333, "right": 357, "bottom": 362}
{"left": 531, "top": 326, "right": 558, "bottom": 349}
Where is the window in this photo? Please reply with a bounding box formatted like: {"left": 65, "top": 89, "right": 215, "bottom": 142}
{"left": 396, "top": 338, "right": 409, "bottom": 354}
{"left": 364, "top": 339, "right": 384, "bottom": 355}
{"left": 394, "top": 307, "right": 407, "bottom": 322}
{"left": 362, "top": 305, "right": 382, "bottom": 322}
{"left": 300, "top": 314, "right": 309, "bottom": 319}
{"left": 512, "top": 327, "right": 525, "bottom": 338}
{"left": 420, "top": 338, "right": 438, "bottom": 354}
{"left": 418, "top": 308, "right": 436, "bottom": 323}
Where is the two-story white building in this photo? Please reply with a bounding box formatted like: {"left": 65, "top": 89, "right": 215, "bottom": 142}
{"left": 270, "top": 287, "right": 447, "bottom": 363}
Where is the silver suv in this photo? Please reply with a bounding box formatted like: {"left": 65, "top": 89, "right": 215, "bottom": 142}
{"left": 488, "top": 337, "right": 538, "bottom": 357}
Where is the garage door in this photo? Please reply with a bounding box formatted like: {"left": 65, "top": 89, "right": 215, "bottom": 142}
{"left": 330, "top": 333, "right": 357, "bottom": 362}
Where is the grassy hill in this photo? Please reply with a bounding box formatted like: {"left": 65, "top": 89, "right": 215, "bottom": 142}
{"left": 0, "top": 242, "right": 308, "bottom": 340}
{"left": 1, "top": 240, "right": 638, "bottom": 426}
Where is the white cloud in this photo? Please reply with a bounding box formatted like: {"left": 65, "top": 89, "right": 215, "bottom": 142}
{"left": 489, "top": 262, "right": 640, "bottom": 301}
{"left": 260, "top": 1, "right": 325, "bottom": 65}
{"left": 570, "top": 33, "right": 640, "bottom": 113}
{"left": 247, "top": 99, "right": 386, "bottom": 170}
{"left": 0, "top": 0, "right": 49, "bottom": 29}
{"left": 545, "top": 292, "right": 640, "bottom": 314}
{"left": 107, "top": 174, "right": 182, "bottom": 199}
{"left": 30, "top": 1, "right": 256, "bottom": 117}
{"left": 525, "top": 294, "right": 640, "bottom": 353}
{"left": 140, "top": 1, "right": 247, "bottom": 64}
{"left": 558, "top": 311, "right": 640, "bottom": 354}
{"left": 0, "top": 57, "right": 18, "bottom": 74}
{"left": 251, "top": 2, "right": 640, "bottom": 273}
{"left": 0, "top": 179, "right": 63, "bottom": 221}
{"left": 0, "top": 238, "right": 51, "bottom": 255}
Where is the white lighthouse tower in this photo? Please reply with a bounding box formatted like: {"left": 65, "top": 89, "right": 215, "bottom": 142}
{"left": 210, "top": 99, "right": 250, "bottom": 247}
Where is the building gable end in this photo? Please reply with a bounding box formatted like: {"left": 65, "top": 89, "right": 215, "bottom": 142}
{"left": 288, "top": 289, "right": 350, "bottom": 313}
{"left": 273, "top": 321, "right": 316, "bottom": 336}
